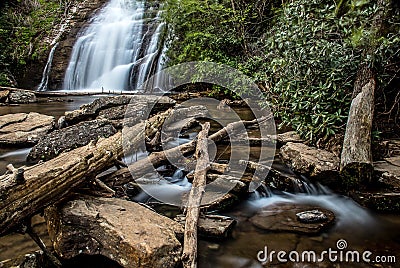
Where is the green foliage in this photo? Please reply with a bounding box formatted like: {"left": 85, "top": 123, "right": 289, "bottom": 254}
{"left": 261, "top": 0, "right": 371, "bottom": 141}
{"left": 262, "top": 0, "right": 399, "bottom": 141}
{"left": 165, "top": 0, "right": 400, "bottom": 142}
{"left": 0, "top": 0, "right": 72, "bottom": 86}
{"left": 164, "top": 0, "right": 279, "bottom": 68}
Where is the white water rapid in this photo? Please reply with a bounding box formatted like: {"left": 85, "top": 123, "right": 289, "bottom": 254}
{"left": 62, "top": 0, "right": 166, "bottom": 91}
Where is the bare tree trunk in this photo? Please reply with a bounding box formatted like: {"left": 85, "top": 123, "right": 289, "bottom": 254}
{"left": 340, "top": 0, "right": 392, "bottom": 189}
{"left": 181, "top": 122, "right": 210, "bottom": 268}
{"left": 340, "top": 66, "right": 375, "bottom": 188}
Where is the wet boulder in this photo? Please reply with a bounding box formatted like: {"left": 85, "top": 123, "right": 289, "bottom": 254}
{"left": 0, "top": 112, "right": 55, "bottom": 146}
{"left": 45, "top": 196, "right": 183, "bottom": 268}
{"left": 8, "top": 89, "right": 37, "bottom": 103}
{"left": 174, "top": 214, "right": 236, "bottom": 239}
{"left": 279, "top": 142, "right": 340, "bottom": 187}
{"left": 351, "top": 192, "right": 400, "bottom": 213}
{"left": 249, "top": 203, "right": 335, "bottom": 234}
{"left": 27, "top": 119, "right": 117, "bottom": 162}
{"left": 350, "top": 156, "right": 400, "bottom": 212}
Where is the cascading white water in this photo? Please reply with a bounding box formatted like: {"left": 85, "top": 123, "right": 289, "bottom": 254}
{"left": 63, "top": 0, "right": 166, "bottom": 91}
{"left": 37, "top": 43, "right": 59, "bottom": 91}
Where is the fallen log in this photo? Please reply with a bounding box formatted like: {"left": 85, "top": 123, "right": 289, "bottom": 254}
{"left": 340, "top": 66, "right": 375, "bottom": 188}
{"left": 0, "top": 109, "right": 172, "bottom": 236}
{"left": 101, "top": 116, "right": 271, "bottom": 187}
{"left": 182, "top": 122, "right": 210, "bottom": 268}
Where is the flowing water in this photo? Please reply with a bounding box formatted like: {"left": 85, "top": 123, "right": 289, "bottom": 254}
{"left": 37, "top": 43, "right": 59, "bottom": 91}
{"left": 7, "top": 0, "right": 400, "bottom": 265}
{"left": 61, "top": 0, "right": 166, "bottom": 91}
{"left": 0, "top": 98, "right": 400, "bottom": 267}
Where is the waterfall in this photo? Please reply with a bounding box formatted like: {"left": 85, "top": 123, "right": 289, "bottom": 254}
{"left": 62, "top": 0, "right": 166, "bottom": 91}
{"left": 37, "top": 43, "right": 59, "bottom": 91}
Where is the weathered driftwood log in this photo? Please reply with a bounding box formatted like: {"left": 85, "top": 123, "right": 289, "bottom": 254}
{"left": 0, "top": 110, "right": 172, "bottom": 236}
{"left": 182, "top": 122, "right": 210, "bottom": 268}
{"left": 101, "top": 116, "right": 270, "bottom": 187}
{"left": 340, "top": 66, "right": 375, "bottom": 188}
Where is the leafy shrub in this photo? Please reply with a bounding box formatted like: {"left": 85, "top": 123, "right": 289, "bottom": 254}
{"left": 0, "top": 0, "right": 73, "bottom": 86}
{"left": 262, "top": 0, "right": 399, "bottom": 141}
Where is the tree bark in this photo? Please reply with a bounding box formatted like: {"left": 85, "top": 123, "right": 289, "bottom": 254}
{"left": 181, "top": 122, "right": 210, "bottom": 268}
{"left": 340, "top": 0, "right": 391, "bottom": 189}
{"left": 0, "top": 110, "right": 171, "bottom": 236}
{"left": 100, "top": 116, "right": 269, "bottom": 187}
{"left": 340, "top": 66, "right": 375, "bottom": 188}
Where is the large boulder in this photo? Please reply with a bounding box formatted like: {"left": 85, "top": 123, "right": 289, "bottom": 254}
{"left": 7, "top": 89, "right": 37, "bottom": 103}
{"left": 279, "top": 142, "right": 340, "bottom": 187}
{"left": 27, "top": 119, "right": 117, "bottom": 162}
{"left": 45, "top": 196, "right": 183, "bottom": 268}
{"left": 0, "top": 112, "right": 55, "bottom": 146}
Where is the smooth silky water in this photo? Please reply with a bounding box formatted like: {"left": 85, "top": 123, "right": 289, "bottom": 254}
{"left": 63, "top": 0, "right": 166, "bottom": 92}
{"left": 0, "top": 99, "right": 400, "bottom": 267}
{"left": 1, "top": 0, "right": 399, "bottom": 265}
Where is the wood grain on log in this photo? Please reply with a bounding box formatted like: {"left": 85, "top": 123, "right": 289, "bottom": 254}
{"left": 101, "top": 117, "right": 270, "bottom": 187}
{"left": 0, "top": 110, "right": 172, "bottom": 236}
{"left": 340, "top": 66, "right": 375, "bottom": 188}
{"left": 182, "top": 122, "right": 210, "bottom": 268}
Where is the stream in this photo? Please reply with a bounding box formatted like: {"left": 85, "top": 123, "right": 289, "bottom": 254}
{"left": 1, "top": 97, "right": 399, "bottom": 267}
{"left": 0, "top": 0, "right": 399, "bottom": 266}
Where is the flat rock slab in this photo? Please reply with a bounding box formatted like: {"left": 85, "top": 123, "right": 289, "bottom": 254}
{"left": 374, "top": 157, "right": 400, "bottom": 191}
{"left": 249, "top": 203, "right": 335, "bottom": 234}
{"left": 279, "top": 142, "right": 340, "bottom": 186}
{"left": 27, "top": 119, "right": 117, "bottom": 162}
{"left": 175, "top": 214, "right": 236, "bottom": 239}
{"left": 0, "top": 112, "right": 55, "bottom": 146}
{"left": 275, "top": 131, "right": 304, "bottom": 147}
{"left": 45, "top": 196, "right": 183, "bottom": 268}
